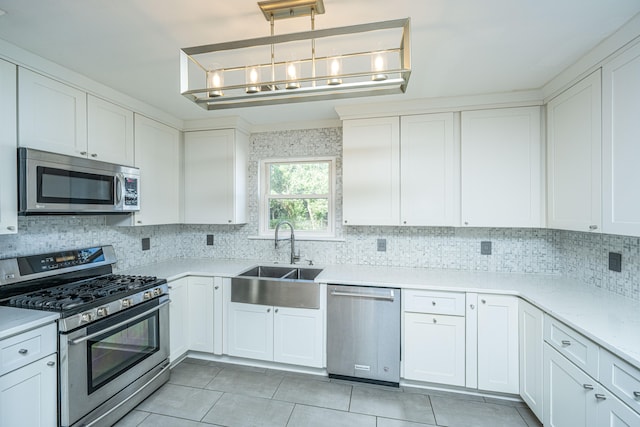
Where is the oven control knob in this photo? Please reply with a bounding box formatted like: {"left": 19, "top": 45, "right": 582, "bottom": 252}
{"left": 96, "top": 307, "right": 109, "bottom": 317}
{"left": 143, "top": 291, "right": 152, "bottom": 300}
{"left": 81, "top": 312, "right": 93, "bottom": 323}
{"left": 153, "top": 288, "right": 161, "bottom": 297}
{"left": 122, "top": 298, "right": 133, "bottom": 308}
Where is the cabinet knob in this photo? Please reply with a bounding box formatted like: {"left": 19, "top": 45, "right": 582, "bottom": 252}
{"left": 228, "top": 220, "right": 232, "bottom": 223}
{"left": 481, "top": 299, "right": 486, "bottom": 304}
{"left": 6, "top": 226, "right": 16, "bottom": 231}
{"left": 633, "top": 391, "right": 640, "bottom": 398}
{"left": 275, "top": 308, "right": 279, "bottom": 313}
{"left": 80, "top": 151, "right": 87, "bottom": 155}
{"left": 403, "top": 221, "right": 407, "bottom": 225}
{"left": 595, "top": 394, "right": 607, "bottom": 400}
{"left": 469, "top": 304, "right": 475, "bottom": 310}
{"left": 583, "top": 384, "right": 594, "bottom": 390}
{"left": 464, "top": 221, "right": 469, "bottom": 226}
{"left": 168, "top": 286, "right": 173, "bottom": 289}
{"left": 432, "top": 301, "right": 436, "bottom": 306}
{"left": 561, "top": 340, "right": 572, "bottom": 346}
{"left": 432, "top": 318, "right": 437, "bottom": 324}
{"left": 267, "top": 308, "right": 271, "bottom": 313}
{"left": 47, "top": 361, "right": 55, "bottom": 367}
{"left": 18, "top": 348, "right": 28, "bottom": 355}
{"left": 589, "top": 225, "right": 598, "bottom": 230}
{"left": 91, "top": 153, "right": 98, "bottom": 158}
{"left": 214, "top": 286, "right": 219, "bottom": 290}
{"left": 344, "top": 220, "right": 348, "bottom": 224}
{"left": 137, "top": 221, "right": 142, "bottom": 224}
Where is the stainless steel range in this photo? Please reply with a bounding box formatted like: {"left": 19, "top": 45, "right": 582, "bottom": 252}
{"left": 0, "top": 245, "right": 170, "bottom": 427}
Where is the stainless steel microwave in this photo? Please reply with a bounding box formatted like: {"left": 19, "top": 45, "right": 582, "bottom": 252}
{"left": 18, "top": 147, "right": 140, "bottom": 215}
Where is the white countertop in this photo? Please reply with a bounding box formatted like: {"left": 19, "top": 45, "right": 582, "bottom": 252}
{"left": 0, "top": 306, "right": 59, "bottom": 340}
{"left": 124, "top": 258, "right": 640, "bottom": 372}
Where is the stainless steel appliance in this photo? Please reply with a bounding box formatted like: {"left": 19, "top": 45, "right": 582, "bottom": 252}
{"left": 0, "top": 246, "right": 169, "bottom": 427}
{"left": 327, "top": 284, "right": 401, "bottom": 387}
{"left": 18, "top": 147, "right": 140, "bottom": 215}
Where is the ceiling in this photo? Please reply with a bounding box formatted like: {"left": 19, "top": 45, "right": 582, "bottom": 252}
{"left": 0, "top": 0, "right": 638, "bottom": 126}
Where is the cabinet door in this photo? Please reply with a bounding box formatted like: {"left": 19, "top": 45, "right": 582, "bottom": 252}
{"left": 603, "top": 43, "right": 640, "bottom": 236}
{"left": 169, "top": 278, "right": 189, "bottom": 362}
{"left": 227, "top": 302, "right": 274, "bottom": 361}
{"left": 404, "top": 312, "right": 465, "bottom": 386}
{"left": 400, "top": 113, "right": 459, "bottom": 226}
{"left": 273, "top": 306, "right": 323, "bottom": 368}
{"left": 0, "top": 59, "right": 17, "bottom": 235}
{"left": 461, "top": 107, "right": 542, "bottom": 227}
{"left": 477, "top": 294, "right": 519, "bottom": 393}
{"left": 596, "top": 391, "right": 640, "bottom": 427}
{"left": 187, "top": 277, "right": 214, "bottom": 353}
{"left": 544, "top": 344, "right": 598, "bottom": 427}
{"left": 18, "top": 68, "right": 87, "bottom": 157}
{"left": 87, "top": 95, "right": 134, "bottom": 165}
{"left": 547, "top": 71, "right": 601, "bottom": 232}
{"left": 184, "top": 129, "right": 248, "bottom": 224}
{"left": 0, "top": 353, "right": 57, "bottom": 427}
{"left": 519, "top": 300, "right": 544, "bottom": 422}
{"left": 343, "top": 117, "right": 400, "bottom": 225}
{"left": 133, "top": 115, "right": 181, "bottom": 226}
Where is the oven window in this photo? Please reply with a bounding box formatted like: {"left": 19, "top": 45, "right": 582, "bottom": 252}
{"left": 38, "top": 166, "right": 114, "bottom": 205}
{"left": 87, "top": 312, "right": 159, "bottom": 393}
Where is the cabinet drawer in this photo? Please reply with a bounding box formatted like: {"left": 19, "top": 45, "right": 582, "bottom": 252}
{"left": 599, "top": 349, "right": 640, "bottom": 413}
{"left": 404, "top": 290, "right": 465, "bottom": 316}
{"left": 544, "top": 315, "right": 599, "bottom": 378}
{"left": 0, "top": 323, "right": 57, "bottom": 376}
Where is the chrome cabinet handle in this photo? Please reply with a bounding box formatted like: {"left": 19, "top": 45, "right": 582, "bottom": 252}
{"left": 168, "top": 286, "right": 173, "bottom": 289}
{"left": 80, "top": 151, "right": 87, "bottom": 155}
{"left": 47, "top": 361, "right": 55, "bottom": 367}
{"left": 91, "top": 153, "right": 98, "bottom": 158}
{"left": 589, "top": 225, "right": 598, "bottom": 230}
{"left": 267, "top": 308, "right": 271, "bottom": 313}
{"left": 583, "top": 384, "right": 594, "bottom": 390}
{"left": 561, "top": 340, "right": 572, "bottom": 346}
{"left": 633, "top": 391, "right": 640, "bottom": 398}
{"left": 344, "top": 220, "right": 348, "bottom": 224}
{"left": 595, "top": 394, "right": 607, "bottom": 400}
{"left": 481, "top": 299, "right": 486, "bottom": 304}
{"left": 137, "top": 221, "right": 142, "bottom": 224}
{"left": 432, "top": 301, "right": 436, "bottom": 306}
{"left": 6, "top": 225, "right": 16, "bottom": 231}
{"left": 275, "top": 308, "right": 279, "bottom": 313}
{"left": 18, "top": 348, "right": 28, "bottom": 355}
{"left": 469, "top": 304, "right": 475, "bottom": 309}
{"left": 432, "top": 318, "right": 437, "bottom": 324}
{"left": 214, "top": 286, "right": 219, "bottom": 290}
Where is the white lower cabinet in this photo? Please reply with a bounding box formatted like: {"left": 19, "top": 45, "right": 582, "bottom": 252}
{"left": 519, "top": 300, "right": 544, "bottom": 422}
{"left": 596, "top": 392, "right": 640, "bottom": 427}
{"left": 404, "top": 312, "right": 465, "bottom": 386}
{"left": 0, "top": 352, "right": 57, "bottom": 427}
{"left": 168, "top": 278, "right": 189, "bottom": 362}
{"left": 476, "top": 294, "right": 519, "bottom": 393}
{"left": 544, "top": 344, "right": 598, "bottom": 427}
{"left": 187, "top": 276, "right": 215, "bottom": 353}
{"left": 227, "top": 302, "right": 324, "bottom": 368}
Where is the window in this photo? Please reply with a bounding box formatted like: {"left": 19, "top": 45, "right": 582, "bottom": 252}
{"left": 260, "top": 157, "right": 335, "bottom": 237}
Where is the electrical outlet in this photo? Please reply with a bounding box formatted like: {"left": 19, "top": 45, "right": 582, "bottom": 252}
{"left": 377, "top": 238, "right": 387, "bottom": 252}
{"left": 609, "top": 252, "right": 622, "bottom": 272}
{"left": 141, "top": 237, "right": 150, "bottom": 251}
{"left": 481, "top": 241, "right": 492, "bottom": 255}
{"left": 206, "top": 234, "right": 214, "bottom": 246}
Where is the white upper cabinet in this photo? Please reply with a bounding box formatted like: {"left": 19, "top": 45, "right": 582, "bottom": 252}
{"left": 602, "top": 43, "right": 640, "bottom": 237}
{"left": 184, "top": 129, "right": 248, "bottom": 224}
{"left": 18, "top": 68, "right": 87, "bottom": 157}
{"left": 547, "top": 70, "right": 602, "bottom": 233}
{"left": 461, "top": 107, "right": 542, "bottom": 227}
{"left": 132, "top": 115, "right": 180, "bottom": 226}
{"left": 342, "top": 117, "right": 400, "bottom": 226}
{"left": 87, "top": 95, "right": 134, "bottom": 165}
{"left": 0, "top": 59, "right": 18, "bottom": 235}
{"left": 400, "top": 113, "right": 459, "bottom": 226}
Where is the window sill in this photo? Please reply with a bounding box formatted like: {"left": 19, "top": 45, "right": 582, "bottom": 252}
{"left": 248, "top": 235, "right": 345, "bottom": 242}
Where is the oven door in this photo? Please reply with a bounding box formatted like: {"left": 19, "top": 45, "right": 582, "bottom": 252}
{"left": 59, "top": 295, "right": 169, "bottom": 427}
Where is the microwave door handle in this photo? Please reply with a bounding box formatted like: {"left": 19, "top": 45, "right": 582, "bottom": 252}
{"left": 115, "top": 174, "right": 123, "bottom": 205}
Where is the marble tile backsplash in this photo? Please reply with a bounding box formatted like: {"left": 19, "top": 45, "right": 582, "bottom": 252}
{"left": 0, "top": 127, "right": 637, "bottom": 302}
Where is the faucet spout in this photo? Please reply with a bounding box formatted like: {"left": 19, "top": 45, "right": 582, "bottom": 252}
{"left": 274, "top": 220, "right": 300, "bottom": 264}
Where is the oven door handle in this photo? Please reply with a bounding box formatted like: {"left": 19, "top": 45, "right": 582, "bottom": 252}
{"left": 69, "top": 299, "right": 171, "bottom": 345}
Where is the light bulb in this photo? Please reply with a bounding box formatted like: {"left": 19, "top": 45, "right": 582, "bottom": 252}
{"left": 330, "top": 59, "right": 340, "bottom": 75}
{"left": 246, "top": 66, "right": 260, "bottom": 93}
{"left": 371, "top": 52, "right": 388, "bottom": 81}
{"left": 285, "top": 61, "right": 300, "bottom": 90}
{"left": 207, "top": 69, "right": 224, "bottom": 97}
{"left": 327, "top": 57, "right": 342, "bottom": 85}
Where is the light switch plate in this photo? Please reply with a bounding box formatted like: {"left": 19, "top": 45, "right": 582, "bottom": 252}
{"left": 377, "top": 238, "right": 387, "bottom": 252}
{"left": 481, "top": 241, "right": 492, "bottom": 255}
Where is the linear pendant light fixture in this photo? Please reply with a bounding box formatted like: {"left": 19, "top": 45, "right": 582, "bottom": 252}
{"left": 180, "top": 0, "right": 411, "bottom": 110}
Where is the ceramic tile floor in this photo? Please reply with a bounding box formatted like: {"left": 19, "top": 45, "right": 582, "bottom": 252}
{"left": 114, "top": 358, "right": 542, "bottom": 427}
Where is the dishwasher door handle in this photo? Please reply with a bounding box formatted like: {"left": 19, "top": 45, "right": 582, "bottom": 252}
{"left": 330, "top": 289, "right": 396, "bottom": 301}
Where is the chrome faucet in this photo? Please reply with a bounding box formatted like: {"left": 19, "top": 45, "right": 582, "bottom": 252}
{"left": 274, "top": 220, "right": 300, "bottom": 264}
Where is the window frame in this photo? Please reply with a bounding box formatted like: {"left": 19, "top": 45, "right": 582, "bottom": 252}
{"left": 259, "top": 156, "right": 336, "bottom": 238}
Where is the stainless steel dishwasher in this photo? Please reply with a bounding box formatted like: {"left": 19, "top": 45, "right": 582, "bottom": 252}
{"left": 327, "top": 284, "right": 401, "bottom": 387}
